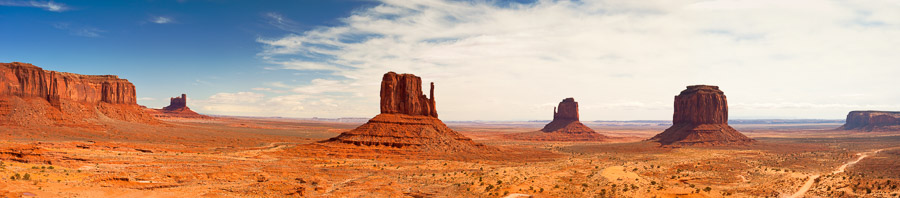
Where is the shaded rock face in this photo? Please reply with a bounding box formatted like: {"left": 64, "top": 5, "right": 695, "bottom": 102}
{"left": 163, "top": 94, "right": 187, "bottom": 111}
{"left": 511, "top": 98, "right": 608, "bottom": 141}
{"left": 150, "top": 93, "right": 206, "bottom": 118}
{"left": 0, "top": 62, "right": 137, "bottom": 106}
{"left": 0, "top": 62, "right": 157, "bottom": 126}
{"left": 649, "top": 85, "right": 753, "bottom": 146}
{"left": 326, "top": 72, "right": 490, "bottom": 153}
{"left": 380, "top": 72, "right": 437, "bottom": 117}
{"left": 839, "top": 111, "right": 900, "bottom": 131}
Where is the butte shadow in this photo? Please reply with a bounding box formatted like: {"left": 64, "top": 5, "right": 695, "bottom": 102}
{"left": 507, "top": 98, "right": 611, "bottom": 141}
{"left": 647, "top": 85, "right": 754, "bottom": 146}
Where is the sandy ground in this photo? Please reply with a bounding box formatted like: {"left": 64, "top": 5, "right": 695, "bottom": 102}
{"left": 0, "top": 117, "right": 899, "bottom": 197}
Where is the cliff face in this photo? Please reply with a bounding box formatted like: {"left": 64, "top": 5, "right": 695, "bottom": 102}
{"left": 327, "top": 72, "right": 491, "bottom": 153}
{"left": 380, "top": 72, "right": 437, "bottom": 117}
{"left": 0, "top": 62, "right": 137, "bottom": 106}
{"left": 673, "top": 85, "right": 728, "bottom": 125}
{"left": 649, "top": 85, "right": 753, "bottom": 146}
{"left": 552, "top": 98, "right": 579, "bottom": 121}
{"left": 839, "top": 111, "right": 900, "bottom": 131}
{"left": 0, "top": 62, "right": 156, "bottom": 126}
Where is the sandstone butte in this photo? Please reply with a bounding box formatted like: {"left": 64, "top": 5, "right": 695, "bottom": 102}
{"left": 510, "top": 98, "right": 610, "bottom": 141}
{"left": 325, "top": 72, "right": 491, "bottom": 153}
{"left": 838, "top": 111, "right": 900, "bottom": 131}
{"left": 0, "top": 62, "right": 157, "bottom": 126}
{"left": 648, "top": 85, "right": 754, "bottom": 146}
{"left": 147, "top": 93, "right": 207, "bottom": 118}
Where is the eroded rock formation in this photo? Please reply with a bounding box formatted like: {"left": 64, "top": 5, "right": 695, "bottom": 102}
{"left": 0, "top": 62, "right": 137, "bottom": 105}
{"left": 838, "top": 111, "right": 900, "bottom": 131}
{"left": 649, "top": 85, "right": 753, "bottom": 146}
{"left": 0, "top": 62, "right": 157, "bottom": 126}
{"left": 149, "top": 94, "right": 206, "bottom": 118}
{"left": 511, "top": 98, "right": 609, "bottom": 141}
{"left": 326, "top": 72, "right": 490, "bottom": 153}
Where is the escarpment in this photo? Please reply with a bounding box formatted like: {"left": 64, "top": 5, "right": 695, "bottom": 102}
{"left": 838, "top": 111, "right": 900, "bottom": 131}
{"left": 0, "top": 62, "right": 156, "bottom": 126}
{"left": 648, "top": 85, "right": 753, "bottom": 146}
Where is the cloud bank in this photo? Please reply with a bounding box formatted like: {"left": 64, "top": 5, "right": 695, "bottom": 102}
{"left": 196, "top": 0, "right": 900, "bottom": 120}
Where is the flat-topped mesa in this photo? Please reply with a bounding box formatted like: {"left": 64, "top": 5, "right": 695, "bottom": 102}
{"left": 839, "top": 111, "right": 900, "bottom": 131}
{"left": 649, "top": 85, "right": 753, "bottom": 146}
{"left": 0, "top": 62, "right": 157, "bottom": 125}
{"left": 380, "top": 72, "right": 437, "bottom": 117}
{"left": 325, "top": 72, "right": 490, "bottom": 153}
{"left": 673, "top": 85, "right": 728, "bottom": 125}
{"left": 0, "top": 62, "right": 137, "bottom": 106}
{"left": 163, "top": 94, "right": 188, "bottom": 111}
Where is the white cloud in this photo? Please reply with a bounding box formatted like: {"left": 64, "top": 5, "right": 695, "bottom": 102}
{"left": 242, "top": 0, "right": 900, "bottom": 120}
{"left": 137, "top": 97, "right": 156, "bottom": 101}
{"left": 150, "top": 16, "right": 174, "bottom": 24}
{"left": 191, "top": 92, "right": 363, "bottom": 117}
{"left": 0, "top": 0, "right": 69, "bottom": 12}
{"left": 52, "top": 23, "right": 104, "bottom": 37}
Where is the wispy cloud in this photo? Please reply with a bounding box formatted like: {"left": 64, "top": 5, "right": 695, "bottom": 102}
{"left": 236, "top": 0, "right": 900, "bottom": 120}
{"left": 263, "top": 12, "right": 302, "bottom": 32}
{"left": 52, "top": 23, "right": 104, "bottom": 37}
{"left": 150, "top": 16, "right": 174, "bottom": 24}
{"left": 0, "top": 0, "right": 68, "bottom": 12}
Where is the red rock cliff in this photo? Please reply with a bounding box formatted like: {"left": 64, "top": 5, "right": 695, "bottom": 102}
{"left": 673, "top": 85, "right": 728, "bottom": 125}
{"left": 0, "top": 62, "right": 137, "bottom": 106}
{"left": 649, "top": 85, "right": 753, "bottom": 146}
{"left": 839, "top": 111, "right": 900, "bottom": 131}
{"left": 380, "top": 72, "right": 437, "bottom": 117}
{"left": 552, "top": 98, "right": 579, "bottom": 121}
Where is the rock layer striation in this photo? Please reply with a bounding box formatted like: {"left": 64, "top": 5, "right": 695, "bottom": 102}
{"left": 838, "top": 111, "right": 900, "bottom": 131}
{"left": 649, "top": 85, "right": 753, "bottom": 146}
{"left": 1, "top": 62, "right": 137, "bottom": 106}
{"left": 326, "top": 72, "right": 489, "bottom": 153}
{"left": 0, "top": 62, "right": 156, "bottom": 126}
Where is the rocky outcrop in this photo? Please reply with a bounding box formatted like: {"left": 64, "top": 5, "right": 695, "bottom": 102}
{"left": 163, "top": 94, "right": 187, "bottom": 111}
{"left": 380, "top": 72, "right": 437, "bottom": 117}
{"left": 149, "top": 94, "right": 206, "bottom": 119}
{"left": 511, "top": 98, "right": 609, "bottom": 141}
{"left": 838, "top": 111, "right": 900, "bottom": 131}
{"left": 326, "top": 72, "right": 490, "bottom": 153}
{"left": 0, "top": 62, "right": 137, "bottom": 106}
{"left": 649, "top": 85, "right": 753, "bottom": 146}
{"left": 0, "top": 62, "right": 157, "bottom": 126}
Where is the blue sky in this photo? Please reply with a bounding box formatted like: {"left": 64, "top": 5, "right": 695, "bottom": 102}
{"left": 0, "top": 0, "right": 375, "bottom": 110}
{"left": 2, "top": 0, "right": 900, "bottom": 121}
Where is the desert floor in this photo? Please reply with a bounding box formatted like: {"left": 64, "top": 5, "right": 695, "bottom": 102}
{"left": 1, "top": 117, "right": 899, "bottom": 198}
